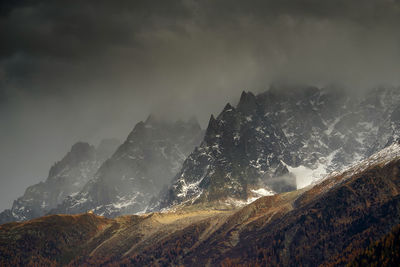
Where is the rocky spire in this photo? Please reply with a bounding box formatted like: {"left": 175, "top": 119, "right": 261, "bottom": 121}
{"left": 48, "top": 142, "right": 96, "bottom": 178}
{"left": 222, "top": 102, "right": 234, "bottom": 112}
{"left": 237, "top": 91, "right": 257, "bottom": 114}
{"left": 204, "top": 114, "right": 219, "bottom": 144}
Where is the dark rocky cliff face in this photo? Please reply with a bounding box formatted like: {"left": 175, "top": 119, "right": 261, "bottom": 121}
{"left": 0, "top": 140, "right": 119, "bottom": 224}
{"left": 157, "top": 87, "right": 400, "bottom": 209}
{"left": 51, "top": 116, "right": 204, "bottom": 217}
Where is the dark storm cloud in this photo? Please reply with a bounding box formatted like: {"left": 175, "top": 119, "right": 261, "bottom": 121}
{"left": 2, "top": 0, "right": 400, "bottom": 95}
{"left": 0, "top": 0, "right": 400, "bottom": 209}
{"left": 1, "top": 1, "right": 189, "bottom": 58}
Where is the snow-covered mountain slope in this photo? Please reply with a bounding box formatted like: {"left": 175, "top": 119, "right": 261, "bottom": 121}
{"left": 156, "top": 86, "right": 400, "bottom": 210}
{"left": 302, "top": 140, "right": 400, "bottom": 198}
{"left": 0, "top": 140, "right": 119, "bottom": 224}
{"left": 50, "top": 116, "right": 203, "bottom": 217}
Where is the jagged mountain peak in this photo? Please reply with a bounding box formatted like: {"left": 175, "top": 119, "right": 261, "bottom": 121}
{"left": 222, "top": 102, "right": 234, "bottom": 112}
{"left": 50, "top": 115, "right": 204, "bottom": 218}
{"left": 0, "top": 140, "right": 117, "bottom": 224}
{"left": 204, "top": 114, "right": 219, "bottom": 143}
{"left": 208, "top": 114, "right": 216, "bottom": 123}
{"left": 70, "top": 141, "right": 93, "bottom": 153}
{"left": 156, "top": 86, "right": 400, "bottom": 211}
{"left": 48, "top": 142, "right": 96, "bottom": 178}
{"left": 127, "top": 116, "right": 202, "bottom": 142}
{"left": 237, "top": 90, "right": 257, "bottom": 114}
{"left": 70, "top": 141, "right": 93, "bottom": 151}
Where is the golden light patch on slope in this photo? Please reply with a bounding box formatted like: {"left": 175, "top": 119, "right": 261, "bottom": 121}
{"left": 84, "top": 208, "right": 234, "bottom": 259}
{"left": 150, "top": 209, "right": 229, "bottom": 224}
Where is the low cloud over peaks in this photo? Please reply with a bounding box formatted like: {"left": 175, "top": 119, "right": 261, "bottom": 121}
{"left": 0, "top": 0, "right": 399, "bottom": 209}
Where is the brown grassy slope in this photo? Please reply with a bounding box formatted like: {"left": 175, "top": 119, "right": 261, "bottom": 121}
{"left": 1, "top": 159, "right": 400, "bottom": 266}
{"left": 214, "top": 159, "right": 400, "bottom": 267}
{"left": 102, "top": 159, "right": 400, "bottom": 266}
{"left": 348, "top": 223, "right": 400, "bottom": 267}
{"left": 0, "top": 213, "right": 112, "bottom": 266}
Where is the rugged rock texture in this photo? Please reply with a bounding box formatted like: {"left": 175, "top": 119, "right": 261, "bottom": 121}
{"left": 157, "top": 86, "right": 400, "bottom": 209}
{"left": 1, "top": 142, "right": 400, "bottom": 266}
{"left": 50, "top": 116, "right": 203, "bottom": 217}
{"left": 0, "top": 140, "right": 119, "bottom": 224}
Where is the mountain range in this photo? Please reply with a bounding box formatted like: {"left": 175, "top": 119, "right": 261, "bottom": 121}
{"left": 50, "top": 116, "right": 203, "bottom": 217}
{"left": 1, "top": 85, "right": 400, "bottom": 266}
{"left": 3, "top": 86, "right": 400, "bottom": 222}
{"left": 1, "top": 140, "right": 399, "bottom": 266}
{"left": 0, "top": 117, "right": 203, "bottom": 223}
{"left": 156, "top": 86, "right": 400, "bottom": 210}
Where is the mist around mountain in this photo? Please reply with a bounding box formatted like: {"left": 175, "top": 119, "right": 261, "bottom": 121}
{"left": 155, "top": 86, "right": 400, "bottom": 210}
{"left": 49, "top": 116, "right": 204, "bottom": 217}
{"left": 0, "top": 115, "right": 204, "bottom": 224}
{"left": 1, "top": 85, "right": 400, "bottom": 266}
{"left": 0, "top": 140, "right": 120, "bottom": 224}
{"left": 2, "top": 86, "right": 400, "bottom": 222}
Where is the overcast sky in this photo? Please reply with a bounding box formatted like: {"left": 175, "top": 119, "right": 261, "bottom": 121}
{"left": 1, "top": 0, "right": 400, "bottom": 210}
